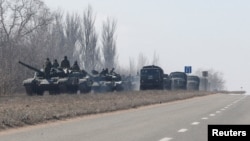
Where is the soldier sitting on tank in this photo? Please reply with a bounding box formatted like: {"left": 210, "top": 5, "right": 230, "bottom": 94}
{"left": 52, "top": 59, "right": 59, "bottom": 68}
{"left": 104, "top": 68, "right": 109, "bottom": 75}
{"left": 92, "top": 69, "right": 99, "bottom": 75}
{"left": 100, "top": 68, "right": 109, "bottom": 76}
{"left": 100, "top": 68, "right": 105, "bottom": 76}
{"left": 44, "top": 58, "right": 52, "bottom": 78}
{"left": 60, "top": 56, "right": 70, "bottom": 69}
{"left": 110, "top": 68, "right": 116, "bottom": 75}
{"left": 71, "top": 61, "right": 80, "bottom": 71}
{"left": 81, "top": 69, "right": 88, "bottom": 77}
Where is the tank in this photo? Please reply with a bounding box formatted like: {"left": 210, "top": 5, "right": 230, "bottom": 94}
{"left": 66, "top": 70, "right": 92, "bottom": 94}
{"left": 18, "top": 61, "right": 92, "bottom": 95}
{"left": 89, "top": 69, "right": 123, "bottom": 93}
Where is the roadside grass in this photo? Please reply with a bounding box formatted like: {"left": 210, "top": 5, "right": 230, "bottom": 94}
{"left": 0, "top": 90, "right": 214, "bottom": 131}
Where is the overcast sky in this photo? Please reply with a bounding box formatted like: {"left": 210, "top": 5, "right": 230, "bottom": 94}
{"left": 43, "top": 0, "right": 250, "bottom": 92}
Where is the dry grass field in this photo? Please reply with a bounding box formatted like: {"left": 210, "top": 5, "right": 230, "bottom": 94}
{"left": 0, "top": 90, "right": 214, "bottom": 131}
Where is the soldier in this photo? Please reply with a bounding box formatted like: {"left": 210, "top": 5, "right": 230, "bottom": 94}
{"left": 100, "top": 68, "right": 105, "bottom": 76}
{"left": 104, "top": 68, "right": 109, "bottom": 75}
{"left": 60, "top": 56, "right": 70, "bottom": 69}
{"left": 52, "top": 59, "right": 59, "bottom": 68}
{"left": 110, "top": 68, "right": 115, "bottom": 74}
{"left": 92, "top": 69, "right": 99, "bottom": 75}
{"left": 71, "top": 61, "right": 80, "bottom": 71}
{"left": 101, "top": 68, "right": 108, "bottom": 76}
{"left": 44, "top": 58, "right": 52, "bottom": 78}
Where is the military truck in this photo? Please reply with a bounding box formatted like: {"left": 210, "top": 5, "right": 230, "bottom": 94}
{"left": 140, "top": 65, "right": 164, "bottom": 90}
{"left": 187, "top": 75, "right": 200, "bottom": 90}
{"left": 169, "top": 71, "right": 187, "bottom": 90}
{"left": 18, "top": 61, "right": 92, "bottom": 95}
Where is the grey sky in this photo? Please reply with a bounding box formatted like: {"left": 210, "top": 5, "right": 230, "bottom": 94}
{"left": 43, "top": 0, "right": 250, "bottom": 92}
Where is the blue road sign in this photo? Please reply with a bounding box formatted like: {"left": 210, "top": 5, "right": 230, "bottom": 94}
{"left": 185, "top": 66, "right": 192, "bottom": 73}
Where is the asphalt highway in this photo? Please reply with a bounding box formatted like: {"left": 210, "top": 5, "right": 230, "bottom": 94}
{"left": 0, "top": 93, "right": 249, "bottom": 141}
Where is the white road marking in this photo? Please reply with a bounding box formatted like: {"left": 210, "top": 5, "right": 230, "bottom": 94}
{"left": 202, "top": 117, "right": 208, "bottom": 120}
{"left": 224, "top": 106, "right": 228, "bottom": 109}
{"left": 233, "top": 101, "right": 239, "bottom": 103}
{"left": 159, "top": 137, "right": 173, "bottom": 141}
{"left": 210, "top": 114, "right": 215, "bottom": 117}
{"left": 178, "top": 128, "right": 188, "bottom": 133}
{"left": 216, "top": 111, "right": 221, "bottom": 113}
{"left": 221, "top": 108, "right": 225, "bottom": 111}
{"left": 191, "top": 122, "right": 200, "bottom": 125}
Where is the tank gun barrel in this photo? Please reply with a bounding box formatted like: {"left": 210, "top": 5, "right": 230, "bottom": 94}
{"left": 18, "top": 61, "right": 44, "bottom": 75}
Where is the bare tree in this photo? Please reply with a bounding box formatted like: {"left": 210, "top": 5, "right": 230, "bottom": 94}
{"left": 0, "top": 0, "right": 52, "bottom": 94}
{"left": 115, "top": 64, "right": 129, "bottom": 75}
{"left": 195, "top": 69, "right": 225, "bottom": 91}
{"left": 46, "top": 10, "right": 66, "bottom": 60}
{"left": 23, "top": 10, "right": 66, "bottom": 65}
{"left": 0, "top": 0, "right": 51, "bottom": 70}
{"left": 129, "top": 57, "right": 136, "bottom": 75}
{"left": 0, "top": 0, "right": 52, "bottom": 42}
{"left": 208, "top": 70, "right": 225, "bottom": 91}
{"left": 78, "top": 6, "right": 100, "bottom": 72}
{"left": 64, "top": 12, "right": 81, "bottom": 63}
{"left": 137, "top": 52, "right": 148, "bottom": 72}
{"left": 102, "top": 18, "right": 117, "bottom": 69}
{"left": 152, "top": 51, "right": 160, "bottom": 66}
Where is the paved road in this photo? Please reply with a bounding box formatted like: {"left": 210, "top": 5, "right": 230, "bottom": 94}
{"left": 0, "top": 93, "right": 249, "bottom": 141}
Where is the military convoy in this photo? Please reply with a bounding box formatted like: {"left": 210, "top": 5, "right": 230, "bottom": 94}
{"left": 139, "top": 66, "right": 200, "bottom": 91}
{"left": 19, "top": 60, "right": 201, "bottom": 95}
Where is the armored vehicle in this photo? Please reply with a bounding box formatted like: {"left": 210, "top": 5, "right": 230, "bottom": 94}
{"left": 18, "top": 61, "right": 92, "bottom": 95}
{"left": 169, "top": 71, "right": 187, "bottom": 90}
{"left": 187, "top": 75, "right": 200, "bottom": 90}
{"left": 90, "top": 69, "right": 123, "bottom": 93}
{"left": 140, "top": 65, "right": 164, "bottom": 90}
